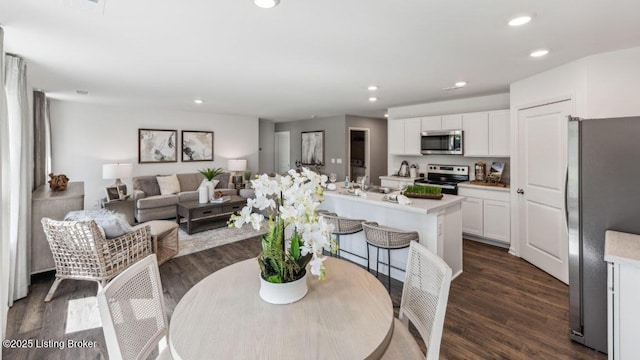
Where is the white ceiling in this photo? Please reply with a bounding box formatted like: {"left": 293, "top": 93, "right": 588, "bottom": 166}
{"left": 1, "top": 0, "right": 640, "bottom": 122}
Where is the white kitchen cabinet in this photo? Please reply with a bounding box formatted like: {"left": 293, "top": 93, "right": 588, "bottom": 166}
{"left": 604, "top": 231, "right": 640, "bottom": 360}
{"left": 388, "top": 118, "right": 421, "bottom": 155}
{"left": 388, "top": 119, "right": 405, "bottom": 154}
{"left": 461, "top": 197, "right": 483, "bottom": 236}
{"left": 483, "top": 199, "right": 510, "bottom": 243}
{"left": 442, "top": 114, "right": 463, "bottom": 130}
{"left": 462, "top": 112, "right": 489, "bottom": 156}
{"left": 488, "top": 110, "right": 510, "bottom": 156}
{"left": 458, "top": 185, "right": 510, "bottom": 244}
{"left": 421, "top": 116, "right": 442, "bottom": 131}
{"left": 421, "top": 114, "right": 462, "bottom": 131}
{"left": 462, "top": 109, "right": 510, "bottom": 157}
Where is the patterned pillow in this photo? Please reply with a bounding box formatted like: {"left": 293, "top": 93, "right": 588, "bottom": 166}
{"left": 133, "top": 176, "right": 161, "bottom": 196}
{"left": 157, "top": 174, "right": 181, "bottom": 195}
{"left": 214, "top": 173, "right": 230, "bottom": 189}
{"left": 64, "top": 209, "right": 132, "bottom": 239}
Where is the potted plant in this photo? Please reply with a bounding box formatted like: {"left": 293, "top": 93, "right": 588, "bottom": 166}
{"left": 198, "top": 167, "right": 224, "bottom": 198}
{"left": 229, "top": 168, "right": 334, "bottom": 304}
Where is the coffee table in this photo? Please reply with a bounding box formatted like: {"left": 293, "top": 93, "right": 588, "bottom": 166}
{"left": 176, "top": 195, "right": 246, "bottom": 234}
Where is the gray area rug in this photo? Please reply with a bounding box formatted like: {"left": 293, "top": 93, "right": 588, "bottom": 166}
{"left": 177, "top": 224, "right": 267, "bottom": 257}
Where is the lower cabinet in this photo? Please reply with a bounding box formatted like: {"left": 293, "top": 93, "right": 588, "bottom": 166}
{"left": 608, "top": 260, "right": 640, "bottom": 359}
{"left": 459, "top": 186, "right": 510, "bottom": 244}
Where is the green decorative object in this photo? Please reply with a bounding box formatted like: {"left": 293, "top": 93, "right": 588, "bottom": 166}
{"left": 198, "top": 167, "right": 224, "bottom": 181}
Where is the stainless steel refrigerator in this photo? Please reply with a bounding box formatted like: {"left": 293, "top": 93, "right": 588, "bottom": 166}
{"left": 567, "top": 116, "right": 640, "bottom": 353}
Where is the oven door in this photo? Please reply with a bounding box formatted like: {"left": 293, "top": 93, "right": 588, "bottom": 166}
{"left": 420, "top": 130, "right": 463, "bottom": 155}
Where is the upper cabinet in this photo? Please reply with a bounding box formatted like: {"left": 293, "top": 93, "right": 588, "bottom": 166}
{"left": 421, "top": 114, "right": 462, "bottom": 131}
{"left": 462, "top": 110, "right": 510, "bottom": 157}
{"left": 388, "top": 117, "right": 421, "bottom": 155}
{"left": 389, "top": 109, "right": 509, "bottom": 157}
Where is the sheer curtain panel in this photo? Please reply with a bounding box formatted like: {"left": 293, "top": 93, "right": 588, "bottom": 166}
{"left": 5, "top": 54, "right": 32, "bottom": 304}
{"left": 33, "top": 90, "right": 51, "bottom": 189}
{"left": 0, "top": 26, "right": 11, "bottom": 336}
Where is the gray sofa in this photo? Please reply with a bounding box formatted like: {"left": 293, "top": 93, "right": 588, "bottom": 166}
{"left": 132, "top": 172, "right": 237, "bottom": 223}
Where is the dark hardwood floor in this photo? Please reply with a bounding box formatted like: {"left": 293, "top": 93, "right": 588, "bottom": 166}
{"left": 3, "top": 239, "right": 606, "bottom": 360}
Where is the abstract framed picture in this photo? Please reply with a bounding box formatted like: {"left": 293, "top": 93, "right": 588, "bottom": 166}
{"left": 301, "top": 130, "right": 324, "bottom": 165}
{"left": 182, "top": 130, "right": 214, "bottom": 162}
{"left": 138, "top": 128, "right": 178, "bottom": 163}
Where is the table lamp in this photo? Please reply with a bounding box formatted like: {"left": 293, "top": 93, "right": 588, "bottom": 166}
{"left": 228, "top": 159, "right": 247, "bottom": 188}
{"left": 103, "top": 163, "right": 133, "bottom": 195}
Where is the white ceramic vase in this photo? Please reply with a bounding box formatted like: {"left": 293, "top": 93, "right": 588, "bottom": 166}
{"left": 203, "top": 180, "right": 215, "bottom": 200}
{"left": 198, "top": 186, "right": 209, "bottom": 203}
{"left": 259, "top": 272, "right": 308, "bottom": 305}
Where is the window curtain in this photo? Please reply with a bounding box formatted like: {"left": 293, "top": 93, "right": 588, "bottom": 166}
{"left": 5, "top": 54, "right": 31, "bottom": 305}
{"left": 0, "top": 26, "right": 11, "bottom": 336}
{"left": 33, "top": 90, "right": 51, "bottom": 189}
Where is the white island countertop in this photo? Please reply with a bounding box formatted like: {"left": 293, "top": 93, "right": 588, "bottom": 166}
{"left": 323, "top": 186, "right": 465, "bottom": 215}
{"left": 604, "top": 230, "right": 640, "bottom": 267}
{"left": 320, "top": 184, "right": 464, "bottom": 280}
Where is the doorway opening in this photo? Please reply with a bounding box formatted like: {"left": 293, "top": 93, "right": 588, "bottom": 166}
{"left": 348, "top": 128, "right": 370, "bottom": 182}
{"left": 274, "top": 131, "right": 290, "bottom": 175}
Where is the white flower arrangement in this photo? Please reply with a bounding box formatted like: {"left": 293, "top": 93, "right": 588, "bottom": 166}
{"left": 230, "top": 168, "right": 334, "bottom": 282}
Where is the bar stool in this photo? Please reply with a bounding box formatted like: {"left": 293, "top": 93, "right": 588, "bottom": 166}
{"left": 362, "top": 221, "right": 418, "bottom": 293}
{"left": 319, "top": 212, "right": 366, "bottom": 260}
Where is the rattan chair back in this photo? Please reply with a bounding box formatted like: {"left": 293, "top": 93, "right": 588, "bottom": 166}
{"left": 40, "top": 218, "right": 152, "bottom": 302}
{"left": 362, "top": 221, "right": 418, "bottom": 249}
{"left": 400, "top": 241, "right": 452, "bottom": 360}
{"left": 319, "top": 212, "right": 365, "bottom": 235}
{"left": 97, "top": 254, "right": 169, "bottom": 360}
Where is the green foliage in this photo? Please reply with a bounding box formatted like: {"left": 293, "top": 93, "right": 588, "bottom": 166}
{"left": 404, "top": 184, "right": 442, "bottom": 195}
{"left": 258, "top": 216, "right": 311, "bottom": 284}
{"left": 198, "top": 167, "right": 224, "bottom": 181}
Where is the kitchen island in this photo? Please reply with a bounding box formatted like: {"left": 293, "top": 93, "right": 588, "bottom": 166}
{"left": 319, "top": 186, "right": 464, "bottom": 281}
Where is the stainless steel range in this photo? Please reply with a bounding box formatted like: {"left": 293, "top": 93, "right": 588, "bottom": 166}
{"left": 414, "top": 164, "right": 469, "bottom": 195}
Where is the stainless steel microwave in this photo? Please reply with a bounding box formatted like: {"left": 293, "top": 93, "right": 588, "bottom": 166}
{"left": 420, "top": 130, "right": 463, "bottom": 155}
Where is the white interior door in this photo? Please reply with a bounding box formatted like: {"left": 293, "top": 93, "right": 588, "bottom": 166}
{"left": 274, "top": 131, "right": 290, "bottom": 174}
{"left": 517, "top": 100, "right": 571, "bottom": 284}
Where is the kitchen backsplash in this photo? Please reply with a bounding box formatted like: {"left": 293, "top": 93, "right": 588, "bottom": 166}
{"left": 388, "top": 155, "right": 511, "bottom": 185}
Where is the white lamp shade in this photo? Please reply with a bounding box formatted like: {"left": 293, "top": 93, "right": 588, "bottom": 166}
{"left": 103, "top": 163, "right": 133, "bottom": 180}
{"left": 228, "top": 159, "right": 247, "bottom": 172}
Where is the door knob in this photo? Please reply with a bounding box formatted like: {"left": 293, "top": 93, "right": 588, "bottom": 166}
{"left": 517, "top": 188, "right": 525, "bottom": 194}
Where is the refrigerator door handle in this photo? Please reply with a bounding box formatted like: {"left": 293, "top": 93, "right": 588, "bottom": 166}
{"left": 565, "top": 167, "right": 569, "bottom": 230}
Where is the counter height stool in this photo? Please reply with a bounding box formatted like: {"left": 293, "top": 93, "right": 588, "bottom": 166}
{"left": 319, "top": 212, "right": 366, "bottom": 260}
{"left": 362, "top": 221, "right": 419, "bottom": 294}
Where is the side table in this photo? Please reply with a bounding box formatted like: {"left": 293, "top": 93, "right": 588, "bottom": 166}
{"left": 102, "top": 198, "right": 135, "bottom": 225}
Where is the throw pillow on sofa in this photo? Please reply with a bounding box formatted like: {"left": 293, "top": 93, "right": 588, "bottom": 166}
{"left": 64, "top": 209, "right": 132, "bottom": 239}
{"left": 157, "top": 174, "right": 181, "bottom": 195}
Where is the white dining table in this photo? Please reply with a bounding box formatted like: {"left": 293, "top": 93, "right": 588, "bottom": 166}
{"left": 169, "top": 257, "right": 394, "bottom": 359}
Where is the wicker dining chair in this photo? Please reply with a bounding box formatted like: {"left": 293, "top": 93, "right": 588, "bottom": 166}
{"left": 362, "top": 221, "right": 419, "bottom": 293}
{"left": 318, "top": 212, "right": 366, "bottom": 259}
{"left": 97, "top": 254, "right": 171, "bottom": 360}
{"left": 40, "top": 218, "right": 153, "bottom": 302}
{"left": 381, "top": 241, "right": 452, "bottom": 360}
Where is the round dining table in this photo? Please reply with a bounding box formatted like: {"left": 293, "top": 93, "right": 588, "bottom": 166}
{"left": 169, "top": 257, "right": 394, "bottom": 359}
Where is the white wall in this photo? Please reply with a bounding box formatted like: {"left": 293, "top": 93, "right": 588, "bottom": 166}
{"left": 388, "top": 93, "right": 509, "bottom": 119}
{"left": 49, "top": 101, "right": 259, "bottom": 209}
{"left": 508, "top": 45, "right": 640, "bottom": 256}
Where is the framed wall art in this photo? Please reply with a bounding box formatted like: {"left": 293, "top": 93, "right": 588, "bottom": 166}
{"left": 301, "top": 130, "right": 324, "bottom": 165}
{"left": 138, "top": 128, "right": 178, "bottom": 163}
{"left": 182, "top": 130, "right": 214, "bottom": 162}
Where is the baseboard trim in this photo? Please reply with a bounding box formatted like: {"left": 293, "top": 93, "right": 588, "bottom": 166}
{"left": 463, "top": 234, "right": 510, "bottom": 249}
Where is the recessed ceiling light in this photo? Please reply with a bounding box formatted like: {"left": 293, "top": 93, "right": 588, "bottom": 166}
{"left": 455, "top": 81, "right": 467, "bottom": 87}
{"left": 76, "top": 90, "right": 89, "bottom": 95}
{"left": 508, "top": 15, "right": 532, "bottom": 26}
{"left": 384, "top": 113, "right": 389, "bottom": 118}
{"left": 530, "top": 49, "right": 549, "bottom": 58}
{"left": 367, "top": 85, "right": 378, "bottom": 91}
{"left": 194, "top": 99, "right": 203, "bottom": 104}
{"left": 369, "top": 97, "right": 377, "bottom": 102}
{"left": 254, "top": 0, "right": 279, "bottom": 8}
